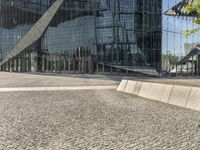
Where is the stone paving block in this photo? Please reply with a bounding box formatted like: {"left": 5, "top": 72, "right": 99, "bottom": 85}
{"left": 148, "top": 83, "right": 166, "bottom": 101}
{"left": 124, "top": 80, "right": 137, "bottom": 94}
{"left": 1, "top": 87, "right": 200, "bottom": 149}
{"left": 169, "top": 85, "right": 192, "bottom": 107}
{"left": 117, "top": 80, "right": 128, "bottom": 92}
{"left": 138, "top": 82, "right": 152, "bottom": 98}
{"left": 186, "top": 87, "right": 200, "bottom": 111}
{"left": 160, "top": 85, "right": 173, "bottom": 103}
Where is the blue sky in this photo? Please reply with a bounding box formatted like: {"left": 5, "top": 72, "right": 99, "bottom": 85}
{"left": 163, "top": 0, "right": 182, "bottom": 10}
{"left": 162, "top": 0, "right": 200, "bottom": 56}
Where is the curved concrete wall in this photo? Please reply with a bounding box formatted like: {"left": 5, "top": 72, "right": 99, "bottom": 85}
{"left": 116, "top": 80, "right": 128, "bottom": 92}
{"left": 169, "top": 85, "right": 192, "bottom": 107}
{"left": 138, "top": 82, "right": 152, "bottom": 98}
{"left": 117, "top": 80, "right": 200, "bottom": 111}
{"left": 124, "top": 81, "right": 137, "bottom": 94}
{"left": 148, "top": 83, "right": 166, "bottom": 102}
{"left": 186, "top": 87, "right": 200, "bottom": 111}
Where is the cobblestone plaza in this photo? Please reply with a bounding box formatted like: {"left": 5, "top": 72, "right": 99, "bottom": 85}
{"left": 0, "top": 72, "right": 200, "bottom": 149}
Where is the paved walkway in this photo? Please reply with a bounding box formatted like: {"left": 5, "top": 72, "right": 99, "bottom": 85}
{"left": 0, "top": 85, "right": 117, "bottom": 92}
{"left": 1, "top": 72, "right": 200, "bottom": 88}
{"left": 0, "top": 72, "right": 200, "bottom": 150}
{"left": 141, "top": 78, "right": 200, "bottom": 87}
{"left": 0, "top": 72, "right": 119, "bottom": 88}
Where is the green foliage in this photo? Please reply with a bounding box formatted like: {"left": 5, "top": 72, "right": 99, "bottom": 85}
{"left": 133, "top": 53, "right": 146, "bottom": 64}
{"left": 184, "top": 0, "right": 200, "bottom": 37}
{"left": 184, "top": 28, "right": 200, "bottom": 37}
{"left": 162, "top": 52, "right": 179, "bottom": 65}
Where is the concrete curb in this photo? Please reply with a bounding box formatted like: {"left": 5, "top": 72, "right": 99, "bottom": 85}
{"left": 168, "top": 85, "right": 192, "bottom": 107}
{"left": 133, "top": 81, "right": 142, "bottom": 95}
{"left": 186, "top": 87, "right": 200, "bottom": 111}
{"left": 117, "top": 80, "right": 200, "bottom": 111}
{"left": 124, "top": 81, "right": 137, "bottom": 94}
{"left": 161, "top": 85, "right": 173, "bottom": 103}
{"left": 148, "top": 83, "right": 166, "bottom": 101}
{"left": 138, "top": 82, "right": 152, "bottom": 98}
{"left": 116, "top": 80, "right": 128, "bottom": 92}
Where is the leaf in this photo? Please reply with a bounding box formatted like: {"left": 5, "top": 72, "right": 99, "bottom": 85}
{"left": 184, "top": 28, "right": 200, "bottom": 38}
{"left": 184, "top": 0, "right": 200, "bottom": 37}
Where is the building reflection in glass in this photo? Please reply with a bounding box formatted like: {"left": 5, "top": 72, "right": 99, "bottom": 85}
{"left": 0, "top": 0, "right": 162, "bottom": 73}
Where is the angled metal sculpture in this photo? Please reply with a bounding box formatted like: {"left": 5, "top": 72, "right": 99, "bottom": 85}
{"left": 0, "top": 0, "right": 64, "bottom": 66}
{"left": 164, "top": 0, "right": 195, "bottom": 16}
{"left": 177, "top": 45, "right": 200, "bottom": 65}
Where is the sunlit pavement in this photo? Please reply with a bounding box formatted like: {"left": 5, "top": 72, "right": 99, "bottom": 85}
{"left": 0, "top": 72, "right": 200, "bottom": 150}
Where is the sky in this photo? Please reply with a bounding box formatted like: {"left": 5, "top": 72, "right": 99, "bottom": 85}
{"left": 162, "top": 0, "right": 200, "bottom": 56}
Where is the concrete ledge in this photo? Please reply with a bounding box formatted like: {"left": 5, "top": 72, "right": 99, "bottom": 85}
{"left": 133, "top": 81, "right": 142, "bottom": 95}
{"left": 0, "top": 85, "right": 117, "bottom": 92}
{"left": 138, "top": 82, "right": 152, "bottom": 98}
{"left": 117, "top": 80, "right": 128, "bottom": 92}
{"left": 148, "top": 83, "right": 166, "bottom": 101}
{"left": 169, "top": 85, "right": 192, "bottom": 107}
{"left": 160, "top": 85, "right": 173, "bottom": 103}
{"left": 117, "top": 80, "right": 200, "bottom": 112}
{"left": 124, "top": 80, "right": 137, "bottom": 94}
{"left": 186, "top": 87, "right": 200, "bottom": 111}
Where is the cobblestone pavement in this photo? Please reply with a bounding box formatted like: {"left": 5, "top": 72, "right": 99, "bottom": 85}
{"left": 1, "top": 72, "right": 200, "bottom": 149}
{"left": 1, "top": 72, "right": 200, "bottom": 88}
{"left": 0, "top": 72, "right": 119, "bottom": 88}
{"left": 1, "top": 90, "right": 200, "bottom": 150}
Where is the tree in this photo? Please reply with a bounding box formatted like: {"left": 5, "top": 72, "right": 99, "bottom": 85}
{"left": 162, "top": 52, "right": 179, "bottom": 66}
{"left": 133, "top": 53, "right": 146, "bottom": 65}
{"left": 184, "top": 0, "right": 200, "bottom": 37}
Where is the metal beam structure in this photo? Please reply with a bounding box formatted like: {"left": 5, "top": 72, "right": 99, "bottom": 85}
{"left": 164, "top": 0, "right": 195, "bottom": 16}
{"left": 163, "top": 0, "right": 200, "bottom": 77}
{"left": 168, "top": 44, "right": 200, "bottom": 77}
{"left": 0, "top": 0, "right": 64, "bottom": 67}
{"left": 177, "top": 45, "right": 200, "bottom": 65}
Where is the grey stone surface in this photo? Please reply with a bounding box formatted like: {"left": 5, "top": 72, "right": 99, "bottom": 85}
{"left": 1, "top": 72, "right": 200, "bottom": 149}
{"left": 0, "top": 90, "right": 200, "bottom": 149}
{"left": 0, "top": 72, "right": 119, "bottom": 88}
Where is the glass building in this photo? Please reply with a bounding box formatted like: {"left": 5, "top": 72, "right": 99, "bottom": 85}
{"left": 0, "top": 0, "right": 162, "bottom": 75}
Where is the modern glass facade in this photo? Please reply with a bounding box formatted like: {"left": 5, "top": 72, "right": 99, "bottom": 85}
{"left": 0, "top": 0, "right": 162, "bottom": 74}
